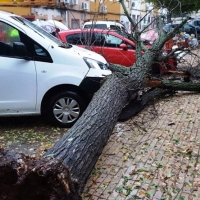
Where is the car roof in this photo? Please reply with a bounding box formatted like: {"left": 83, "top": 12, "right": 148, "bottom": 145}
{"left": 84, "top": 21, "right": 123, "bottom": 25}
{"left": 59, "top": 28, "right": 124, "bottom": 37}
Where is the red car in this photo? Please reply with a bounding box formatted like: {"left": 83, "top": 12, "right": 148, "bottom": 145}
{"left": 58, "top": 29, "right": 137, "bottom": 67}
{"left": 58, "top": 29, "right": 177, "bottom": 73}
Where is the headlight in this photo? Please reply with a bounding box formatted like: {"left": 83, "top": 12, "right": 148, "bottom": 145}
{"left": 84, "top": 57, "right": 109, "bottom": 70}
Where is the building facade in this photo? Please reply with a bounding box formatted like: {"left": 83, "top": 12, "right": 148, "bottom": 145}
{"left": 0, "top": 0, "right": 152, "bottom": 31}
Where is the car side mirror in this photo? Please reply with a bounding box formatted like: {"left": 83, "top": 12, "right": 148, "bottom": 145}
{"left": 119, "top": 43, "right": 128, "bottom": 50}
{"left": 13, "top": 42, "right": 32, "bottom": 60}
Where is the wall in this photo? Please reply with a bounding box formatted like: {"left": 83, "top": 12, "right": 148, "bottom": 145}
{"left": 90, "top": 0, "right": 121, "bottom": 21}
{"left": 31, "top": 7, "right": 67, "bottom": 26}
{"left": 0, "top": 6, "right": 31, "bottom": 15}
{"left": 65, "top": 2, "right": 90, "bottom": 29}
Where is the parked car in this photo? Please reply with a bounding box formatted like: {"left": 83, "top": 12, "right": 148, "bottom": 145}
{"left": 83, "top": 21, "right": 126, "bottom": 32}
{"left": 32, "top": 19, "right": 68, "bottom": 35}
{"left": 188, "top": 19, "right": 200, "bottom": 31}
{"left": 171, "top": 23, "right": 200, "bottom": 40}
{"left": 0, "top": 11, "right": 111, "bottom": 127}
{"left": 58, "top": 29, "right": 137, "bottom": 67}
{"left": 58, "top": 29, "right": 178, "bottom": 74}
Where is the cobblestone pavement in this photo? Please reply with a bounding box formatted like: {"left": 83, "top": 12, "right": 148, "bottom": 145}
{"left": 82, "top": 91, "right": 200, "bottom": 200}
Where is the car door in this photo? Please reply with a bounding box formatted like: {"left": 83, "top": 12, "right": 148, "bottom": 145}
{"left": 92, "top": 32, "right": 136, "bottom": 67}
{"left": 0, "top": 21, "right": 37, "bottom": 114}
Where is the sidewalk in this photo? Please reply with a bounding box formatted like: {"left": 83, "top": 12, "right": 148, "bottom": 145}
{"left": 82, "top": 91, "right": 200, "bottom": 200}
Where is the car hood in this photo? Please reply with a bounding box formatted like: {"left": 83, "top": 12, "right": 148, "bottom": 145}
{"left": 68, "top": 44, "right": 107, "bottom": 64}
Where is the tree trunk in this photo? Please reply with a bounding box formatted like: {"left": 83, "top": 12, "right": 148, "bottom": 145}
{"left": 118, "top": 88, "right": 174, "bottom": 121}
{"left": 44, "top": 71, "right": 146, "bottom": 191}
{"left": 0, "top": 149, "right": 82, "bottom": 200}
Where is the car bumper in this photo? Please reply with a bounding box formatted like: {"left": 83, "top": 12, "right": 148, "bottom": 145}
{"left": 79, "top": 77, "right": 105, "bottom": 98}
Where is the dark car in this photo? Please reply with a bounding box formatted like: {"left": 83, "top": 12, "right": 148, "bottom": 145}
{"left": 171, "top": 23, "right": 200, "bottom": 40}
{"left": 188, "top": 19, "right": 200, "bottom": 32}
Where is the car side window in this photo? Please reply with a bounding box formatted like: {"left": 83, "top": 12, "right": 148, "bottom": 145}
{"left": 0, "top": 22, "right": 19, "bottom": 56}
{"left": 126, "top": 43, "right": 135, "bottom": 50}
{"left": 90, "top": 33, "right": 105, "bottom": 46}
{"left": 188, "top": 25, "right": 195, "bottom": 31}
{"left": 194, "top": 21, "right": 200, "bottom": 26}
{"left": 66, "top": 33, "right": 83, "bottom": 45}
{"left": 22, "top": 36, "right": 52, "bottom": 62}
{"left": 110, "top": 25, "right": 121, "bottom": 31}
{"left": 82, "top": 32, "right": 95, "bottom": 46}
{"left": 34, "top": 44, "right": 47, "bottom": 56}
{"left": 0, "top": 21, "right": 52, "bottom": 62}
{"left": 104, "top": 34, "right": 123, "bottom": 48}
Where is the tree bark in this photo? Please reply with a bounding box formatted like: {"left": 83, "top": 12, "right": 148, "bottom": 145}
{"left": 118, "top": 88, "right": 174, "bottom": 121}
{"left": 0, "top": 149, "right": 82, "bottom": 200}
{"left": 44, "top": 70, "right": 146, "bottom": 191}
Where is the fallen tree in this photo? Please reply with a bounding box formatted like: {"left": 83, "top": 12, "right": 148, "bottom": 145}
{"left": 1, "top": 2, "right": 200, "bottom": 200}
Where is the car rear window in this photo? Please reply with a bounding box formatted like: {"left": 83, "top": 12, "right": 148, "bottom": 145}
{"left": 84, "top": 24, "right": 107, "bottom": 29}
{"left": 110, "top": 25, "right": 122, "bottom": 31}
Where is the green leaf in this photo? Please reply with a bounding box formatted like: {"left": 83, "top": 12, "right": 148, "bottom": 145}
{"left": 6, "top": 141, "right": 12, "bottom": 146}
{"left": 167, "top": 172, "right": 172, "bottom": 178}
{"left": 146, "top": 193, "right": 151, "bottom": 198}
{"left": 179, "top": 195, "right": 185, "bottom": 200}
{"left": 116, "top": 186, "right": 123, "bottom": 193}
{"left": 134, "top": 185, "right": 141, "bottom": 189}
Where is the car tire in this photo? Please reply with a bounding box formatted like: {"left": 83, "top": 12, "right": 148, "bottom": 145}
{"left": 46, "top": 91, "right": 87, "bottom": 128}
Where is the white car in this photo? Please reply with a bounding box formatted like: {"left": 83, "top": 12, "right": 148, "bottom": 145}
{"left": 83, "top": 21, "right": 126, "bottom": 32}
{"left": 0, "top": 11, "right": 111, "bottom": 127}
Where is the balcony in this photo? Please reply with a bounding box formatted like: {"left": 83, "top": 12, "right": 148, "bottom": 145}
{"left": 0, "top": 0, "right": 56, "bottom": 6}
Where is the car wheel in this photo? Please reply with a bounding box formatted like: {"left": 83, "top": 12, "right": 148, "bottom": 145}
{"left": 47, "top": 91, "right": 87, "bottom": 128}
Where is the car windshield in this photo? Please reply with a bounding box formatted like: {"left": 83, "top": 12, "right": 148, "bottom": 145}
{"left": 11, "top": 16, "right": 69, "bottom": 47}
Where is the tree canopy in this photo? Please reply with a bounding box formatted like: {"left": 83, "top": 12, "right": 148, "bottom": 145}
{"left": 146, "top": 0, "right": 200, "bottom": 15}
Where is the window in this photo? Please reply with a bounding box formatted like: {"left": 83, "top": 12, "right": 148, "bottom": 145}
{"left": 71, "top": 19, "right": 80, "bottom": 29}
{"left": 0, "top": 21, "right": 52, "bottom": 62}
{"left": 66, "top": 33, "right": 82, "bottom": 45}
{"left": 34, "top": 44, "right": 48, "bottom": 56}
{"left": 126, "top": 42, "right": 135, "bottom": 49}
{"left": 84, "top": 24, "right": 107, "bottom": 29}
{"left": 17, "top": 29, "right": 51, "bottom": 62}
{"left": 104, "top": 34, "right": 122, "bottom": 47}
{"left": 0, "top": 22, "right": 20, "bottom": 56}
{"left": 92, "top": 33, "right": 106, "bottom": 45}
{"left": 194, "top": 20, "right": 200, "bottom": 26}
{"left": 66, "top": 31, "right": 135, "bottom": 50}
{"left": 132, "top": 15, "right": 136, "bottom": 22}
{"left": 110, "top": 25, "right": 121, "bottom": 31}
